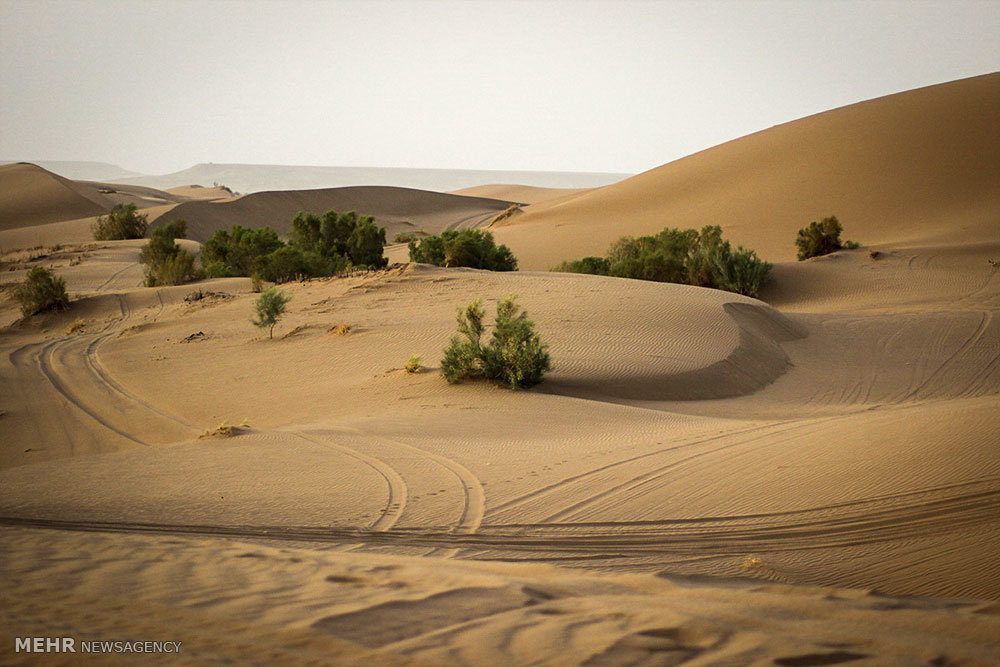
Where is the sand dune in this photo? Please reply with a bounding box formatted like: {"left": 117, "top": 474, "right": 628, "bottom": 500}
{"left": 0, "top": 163, "right": 112, "bottom": 231}
{"left": 492, "top": 73, "right": 1000, "bottom": 270}
{"left": 151, "top": 186, "right": 517, "bottom": 243}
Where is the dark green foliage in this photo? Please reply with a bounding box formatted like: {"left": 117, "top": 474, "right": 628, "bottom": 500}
{"left": 553, "top": 225, "right": 771, "bottom": 298}
{"left": 409, "top": 229, "right": 517, "bottom": 271}
{"left": 253, "top": 246, "right": 344, "bottom": 284}
{"left": 203, "top": 209, "right": 386, "bottom": 283}
{"left": 441, "top": 296, "right": 550, "bottom": 389}
{"left": 141, "top": 220, "right": 196, "bottom": 286}
{"left": 92, "top": 203, "right": 148, "bottom": 241}
{"left": 15, "top": 266, "right": 69, "bottom": 316}
{"left": 394, "top": 232, "right": 419, "bottom": 243}
{"left": 551, "top": 256, "right": 611, "bottom": 275}
{"left": 795, "top": 216, "right": 857, "bottom": 260}
{"left": 252, "top": 287, "right": 290, "bottom": 339}
{"left": 202, "top": 225, "right": 284, "bottom": 278}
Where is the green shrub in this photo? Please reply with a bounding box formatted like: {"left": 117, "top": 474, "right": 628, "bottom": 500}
{"left": 395, "top": 232, "right": 419, "bottom": 243}
{"left": 15, "top": 266, "right": 69, "bottom": 316}
{"left": 252, "top": 287, "right": 290, "bottom": 339}
{"left": 553, "top": 225, "right": 771, "bottom": 297}
{"left": 141, "top": 220, "right": 196, "bottom": 286}
{"left": 441, "top": 296, "right": 550, "bottom": 389}
{"left": 404, "top": 355, "right": 423, "bottom": 374}
{"left": 202, "top": 225, "right": 284, "bottom": 277}
{"left": 552, "top": 256, "right": 610, "bottom": 275}
{"left": 409, "top": 229, "right": 517, "bottom": 271}
{"left": 712, "top": 246, "right": 772, "bottom": 297}
{"left": 795, "top": 216, "right": 858, "bottom": 260}
{"left": 92, "top": 203, "right": 148, "bottom": 240}
{"left": 253, "top": 246, "right": 343, "bottom": 284}
{"left": 290, "top": 209, "right": 387, "bottom": 269}
{"left": 347, "top": 217, "right": 388, "bottom": 268}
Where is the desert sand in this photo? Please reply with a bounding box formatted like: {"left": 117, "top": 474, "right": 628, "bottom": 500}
{"left": 1, "top": 74, "right": 998, "bottom": 664}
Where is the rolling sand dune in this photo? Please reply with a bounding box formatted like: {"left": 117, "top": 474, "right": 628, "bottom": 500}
{"left": 151, "top": 186, "right": 517, "bottom": 243}
{"left": 491, "top": 73, "right": 1000, "bottom": 270}
{"left": 1, "top": 75, "right": 998, "bottom": 663}
{"left": 0, "top": 163, "right": 112, "bottom": 230}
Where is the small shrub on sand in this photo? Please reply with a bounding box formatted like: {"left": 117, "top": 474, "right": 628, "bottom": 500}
{"left": 200, "top": 421, "right": 248, "bottom": 439}
{"left": 66, "top": 318, "right": 86, "bottom": 334}
{"left": 740, "top": 555, "right": 763, "bottom": 571}
{"left": 252, "top": 287, "right": 290, "bottom": 339}
{"left": 441, "top": 296, "right": 550, "bottom": 389}
{"left": 394, "top": 232, "right": 419, "bottom": 243}
{"left": 91, "top": 203, "right": 148, "bottom": 241}
{"left": 795, "top": 216, "right": 858, "bottom": 260}
{"left": 329, "top": 323, "right": 352, "bottom": 336}
{"left": 15, "top": 266, "right": 69, "bottom": 316}
{"left": 404, "top": 355, "right": 423, "bottom": 374}
{"left": 869, "top": 250, "right": 882, "bottom": 261}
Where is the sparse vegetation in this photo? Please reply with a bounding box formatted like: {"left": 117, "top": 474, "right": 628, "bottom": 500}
{"left": 394, "top": 232, "right": 420, "bottom": 243}
{"left": 252, "top": 287, "right": 290, "bottom": 339}
{"left": 91, "top": 203, "right": 148, "bottom": 240}
{"left": 408, "top": 229, "right": 518, "bottom": 271}
{"left": 140, "top": 220, "right": 197, "bottom": 286}
{"left": 200, "top": 209, "right": 388, "bottom": 283}
{"left": 329, "top": 323, "right": 352, "bottom": 336}
{"left": 405, "top": 355, "right": 423, "bottom": 374}
{"left": 869, "top": 250, "right": 882, "bottom": 260}
{"left": 66, "top": 318, "right": 86, "bottom": 334}
{"left": 200, "top": 420, "right": 248, "bottom": 438}
{"left": 795, "top": 216, "right": 858, "bottom": 260}
{"left": 441, "top": 296, "right": 550, "bottom": 389}
{"left": 15, "top": 266, "right": 69, "bottom": 316}
{"left": 553, "top": 225, "right": 772, "bottom": 297}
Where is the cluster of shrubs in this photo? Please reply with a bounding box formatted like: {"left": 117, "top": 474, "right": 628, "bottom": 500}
{"left": 201, "top": 209, "right": 387, "bottom": 283}
{"left": 140, "top": 220, "right": 197, "bottom": 286}
{"left": 553, "top": 225, "right": 772, "bottom": 298}
{"left": 408, "top": 229, "right": 517, "bottom": 271}
{"left": 15, "top": 266, "right": 69, "bottom": 316}
{"left": 441, "top": 296, "right": 550, "bottom": 389}
{"left": 795, "top": 216, "right": 858, "bottom": 260}
{"left": 92, "top": 204, "right": 148, "bottom": 240}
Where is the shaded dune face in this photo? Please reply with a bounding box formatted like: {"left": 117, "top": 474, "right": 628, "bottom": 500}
{"left": 0, "top": 163, "right": 110, "bottom": 230}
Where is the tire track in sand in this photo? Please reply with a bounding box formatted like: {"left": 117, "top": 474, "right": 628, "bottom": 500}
{"left": 289, "top": 431, "right": 408, "bottom": 532}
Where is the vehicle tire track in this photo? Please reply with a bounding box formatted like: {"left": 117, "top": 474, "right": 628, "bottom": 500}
{"left": 289, "top": 431, "right": 408, "bottom": 532}
{"left": 902, "top": 310, "right": 992, "bottom": 401}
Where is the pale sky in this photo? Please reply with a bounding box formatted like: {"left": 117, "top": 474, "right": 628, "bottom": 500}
{"left": 1, "top": 0, "right": 997, "bottom": 175}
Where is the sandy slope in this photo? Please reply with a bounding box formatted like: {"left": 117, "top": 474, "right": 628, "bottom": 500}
{"left": 491, "top": 73, "right": 1000, "bottom": 270}
{"left": 4, "top": 528, "right": 999, "bottom": 666}
{"left": 0, "top": 163, "right": 111, "bottom": 231}
{"left": 149, "top": 186, "right": 517, "bottom": 243}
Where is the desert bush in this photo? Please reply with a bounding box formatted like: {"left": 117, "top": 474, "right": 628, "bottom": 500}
{"left": 551, "top": 256, "right": 610, "bottom": 275}
{"left": 252, "top": 287, "right": 289, "bottom": 339}
{"left": 795, "top": 216, "right": 858, "bottom": 260}
{"left": 92, "top": 203, "right": 148, "bottom": 240}
{"left": 409, "top": 229, "right": 517, "bottom": 271}
{"left": 712, "top": 246, "right": 772, "bottom": 297}
{"left": 441, "top": 296, "right": 550, "bottom": 389}
{"left": 141, "top": 220, "right": 196, "bottom": 286}
{"left": 253, "top": 246, "right": 343, "bottom": 284}
{"left": 202, "top": 225, "right": 284, "bottom": 277}
{"left": 347, "top": 217, "right": 388, "bottom": 268}
{"left": 404, "top": 354, "right": 423, "bottom": 374}
{"left": 553, "top": 225, "right": 771, "bottom": 296}
{"left": 15, "top": 266, "right": 69, "bottom": 316}
{"left": 290, "top": 209, "right": 387, "bottom": 269}
{"left": 394, "top": 232, "right": 419, "bottom": 243}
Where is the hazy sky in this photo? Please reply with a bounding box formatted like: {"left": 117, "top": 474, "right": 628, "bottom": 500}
{"left": 1, "top": 0, "right": 997, "bottom": 175}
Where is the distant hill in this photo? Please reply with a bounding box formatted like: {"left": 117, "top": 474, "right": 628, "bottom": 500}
{"left": 0, "top": 160, "right": 143, "bottom": 182}
{"left": 152, "top": 185, "right": 516, "bottom": 243}
{"left": 112, "top": 163, "right": 630, "bottom": 194}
